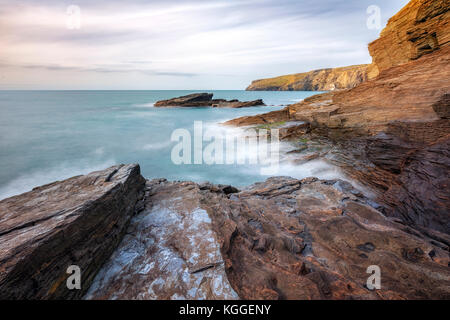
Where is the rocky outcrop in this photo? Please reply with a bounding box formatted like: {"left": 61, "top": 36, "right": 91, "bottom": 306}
{"left": 2, "top": 169, "right": 449, "bottom": 300}
{"left": 154, "top": 93, "right": 265, "bottom": 108}
{"left": 246, "top": 64, "right": 369, "bottom": 91}
{"left": 86, "top": 176, "right": 449, "bottom": 300}
{"left": 84, "top": 179, "right": 239, "bottom": 300}
{"left": 225, "top": 0, "right": 450, "bottom": 237}
{"left": 0, "top": 164, "right": 146, "bottom": 299}
{"left": 368, "top": 0, "right": 450, "bottom": 75}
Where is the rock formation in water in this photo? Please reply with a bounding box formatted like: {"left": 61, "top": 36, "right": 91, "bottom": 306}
{"left": 225, "top": 0, "right": 450, "bottom": 237}
{"left": 1, "top": 166, "right": 449, "bottom": 299}
{"left": 246, "top": 64, "right": 370, "bottom": 91}
{"left": 154, "top": 93, "right": 265, "bottom": 108}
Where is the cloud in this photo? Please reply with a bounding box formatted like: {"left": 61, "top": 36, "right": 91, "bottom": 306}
{"left": 0, "top": 0, "right": 410, "bottom": 89}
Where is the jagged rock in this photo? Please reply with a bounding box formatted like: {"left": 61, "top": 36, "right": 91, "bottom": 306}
{"left": 368, "top": 0, "right": 450, "bottom": 75}
{"left": 82, "top": 176, "right": 449, "bottom": 300}
{"left": 84, "top": 179, "right": 239, "bottom": 300}
{"left": 154, "top": 93, "right": 265, "bottom": 108}
{"left": 1, "top": 168, "right": 449, "bottom": 300}
{"left": 202, "top": 177, "right": 450, "bottom": 300}
{"left": 0, "top": 164, "right": 146, "bottom": 299}
{"left": 246, "top": 64, "right": 369, "bottom": 91}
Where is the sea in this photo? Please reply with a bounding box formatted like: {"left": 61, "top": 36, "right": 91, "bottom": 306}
{"left": 0, "top": 90, "right": 348, "bottom": 200}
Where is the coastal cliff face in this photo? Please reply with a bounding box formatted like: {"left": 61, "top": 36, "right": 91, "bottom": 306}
{"left": 368, "top": 0, "right": 450, "bottom": 75}
{"left": 247, "top": 0, "right": 450, "bottom": 90}
{"left": 226, "top": 0, "right": 450, "bottom": 236}
{"left": 246, "top": 64, "right": 369, "bottom": 91}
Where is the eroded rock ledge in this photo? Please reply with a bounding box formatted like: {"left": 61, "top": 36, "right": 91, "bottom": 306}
{"left": 1, "top": 166, "right": 448, "bottom": 299}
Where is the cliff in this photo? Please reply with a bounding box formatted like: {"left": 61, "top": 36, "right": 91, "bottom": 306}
{"left": 226, "top": 0, "right": 450, "bottom": 235}
{"left": 246, "top": 64, "right": 369, "bottom": 91}
{"left": 368, "top": 0, "right": 450, "bottom": 75}
{"left": 247, "top": 0, "right": 450, "bottom": 90}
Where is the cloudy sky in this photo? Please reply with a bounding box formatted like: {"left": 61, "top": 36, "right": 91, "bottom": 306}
{"left": 0, "top": 0, "right": 409, "bottom": 90}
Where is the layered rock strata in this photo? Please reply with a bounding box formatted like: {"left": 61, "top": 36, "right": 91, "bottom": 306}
{"left": 0, "top": 164, "right": 145, "bottom": 299}
{"left": 1, "top": 167, "right": 449, "bottom": 300}
{"left": 225, "top": 0, "right": 450, "bottom": 237}
{"left": 246, "top": 64, "right": 369, "bottom": 91}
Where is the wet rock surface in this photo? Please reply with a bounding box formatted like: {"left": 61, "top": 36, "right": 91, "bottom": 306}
{"left": 85, "top": 179, "right": 239, "bottom": 300}
{"left": 0, "top": 167, "right": 448, "bottom": 300}
{"left": 0, "top": 164, "right": 146, "bottom": 299}
{"left": 85, "top": 176, "right": 449, "bottom": 300}
{"left": 154, "top": 93, "right": 265, "bottom": 108}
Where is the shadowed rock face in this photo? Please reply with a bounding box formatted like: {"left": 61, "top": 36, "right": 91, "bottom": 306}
{"left": 0, "top": 164, "right": 146, "bottom": 300}
{"left": 154, "top": 93, "right": 265, "bottom": 108}
{"left": 85, "top": 176, "right": 450, "bottom": 300}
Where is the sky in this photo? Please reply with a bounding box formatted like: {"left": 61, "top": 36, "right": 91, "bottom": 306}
{"left": 0, "top": 0, "right": 409, "bottom": 90}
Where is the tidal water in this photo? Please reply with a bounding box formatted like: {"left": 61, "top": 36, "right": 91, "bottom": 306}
{"left": 0, "top": 90, "right": 346, "bottom": 200}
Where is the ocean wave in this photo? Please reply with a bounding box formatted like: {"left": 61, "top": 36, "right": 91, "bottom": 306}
{"left": 142, "top": 140, "right": 173, "bottom": 150}
{"left": 134, "top": 102, "right": 155, "bottom": 108}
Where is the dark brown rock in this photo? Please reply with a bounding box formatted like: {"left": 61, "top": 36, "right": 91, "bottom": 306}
{"left": 0, "top": 164, "right": 146, "bottom": 299}
{"left": 154, "top": 93, "right": 265, "bottom": 108}
{"left": 154, "top": 93, "right": 213, "bottom": 107}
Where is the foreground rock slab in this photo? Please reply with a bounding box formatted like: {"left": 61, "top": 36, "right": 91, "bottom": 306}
{"left": 86, "top": 175, "right": 449, "bottom": 300}
{"left": 85, "top": 179, "right": 239, "bottom": 300}
{"left": 154, "top": 92, "right": 265, "bottom": 108}
{"left": 0, "top": 164, "right": 145, "bottom": 299}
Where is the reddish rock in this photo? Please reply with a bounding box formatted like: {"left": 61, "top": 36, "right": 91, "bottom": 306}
{"left": 368, "top": 0, "right": 450, "bottom": 75}
{"left": 224, "top": 0, "right": 450, "bottom": 237}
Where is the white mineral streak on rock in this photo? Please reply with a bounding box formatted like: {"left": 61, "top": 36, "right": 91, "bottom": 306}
{"left": 85, "top": 182, "right": 239, "bottom": 300}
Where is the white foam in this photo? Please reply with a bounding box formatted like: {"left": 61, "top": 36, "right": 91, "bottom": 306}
{"left": 142, "top": 140, "right": 173, "bottom": 150}
{"left": 134, "top": 102, "right": 155, "bottom": 108}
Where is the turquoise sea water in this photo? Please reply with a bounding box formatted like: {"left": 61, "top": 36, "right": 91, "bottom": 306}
{"left": 0, "top": 90, "right": 338, "bottom": 199}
